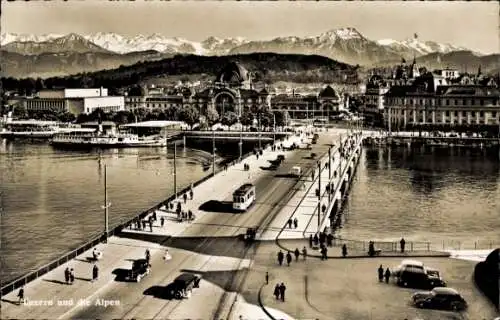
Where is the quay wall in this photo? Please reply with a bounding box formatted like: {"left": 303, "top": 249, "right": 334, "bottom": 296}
{"left": 0, "top": 136, "right": 289, "bottom": 297}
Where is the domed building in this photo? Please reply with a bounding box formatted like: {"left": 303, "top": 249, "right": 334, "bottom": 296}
{"left": 191, "top": 62, "right": 270, "bottom": 117}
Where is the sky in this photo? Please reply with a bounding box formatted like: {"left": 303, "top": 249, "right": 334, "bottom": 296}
{"left": 2, "top": 1, "right": 499, "bottom": 54}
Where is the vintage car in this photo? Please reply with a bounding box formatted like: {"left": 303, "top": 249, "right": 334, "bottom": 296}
{"left": 412, "top": 287, "right": 467, "bottom": 311}
{"left": 426, "top": 267, "right": 446, "bottom": 288}
{"left": 127, "top": 259, "right": 151, "bottom": 282}
{"left": 168, "top": 273, "right": 201, "bottom": 299}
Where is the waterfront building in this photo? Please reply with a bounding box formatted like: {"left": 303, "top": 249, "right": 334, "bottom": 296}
{"left": 361, "top": 75, "right": 390, "bottom": 126}
{"left": 270, "top": 85, "right": 344, "bottom": 119}
{"left": 384, "top": 71, "right": 500, "bottom": 131}
{"left": 10, "top": 88, "right": 125, "bottom": 116}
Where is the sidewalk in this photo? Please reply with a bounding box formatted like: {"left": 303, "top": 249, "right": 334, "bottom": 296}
{"left": 260, "top": 131, "right": 359, "bottom": 241}
{"left": 0, "top": 134, "right": 306, "bottom": 319}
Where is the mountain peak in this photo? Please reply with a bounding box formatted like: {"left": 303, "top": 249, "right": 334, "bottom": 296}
{"left": 320, "top": 27, "right": 365, "bottom": 41}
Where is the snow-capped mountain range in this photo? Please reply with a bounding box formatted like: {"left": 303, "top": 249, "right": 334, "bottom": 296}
{"left": 1, "top": 27, "right": 471, "bottom": 59}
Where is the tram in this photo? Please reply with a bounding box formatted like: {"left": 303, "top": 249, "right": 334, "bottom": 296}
{"left": 232, "top": 183, "right": 256, "bottom": 211}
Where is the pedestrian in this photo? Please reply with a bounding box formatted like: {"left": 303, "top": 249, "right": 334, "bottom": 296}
{"left": 342, "top": 244, "right": 348, "bottom": 257}
{"left": 188, "top": 210, "right": 193, "bottom": 221}
{"left": 149, "top": 220, "right": 153, "bottom": 232}
{"left": 327, "top": 233, "right": 334, "bottom": 247}
{"left": 293, "top": 218, "right": 298, "bottom": 229}
{"left": 160, "top": 216, "right": 165, "bottom": 228}
{"left": 279, "top": 283, "right": 286, "bottom": 302}
{"left": 321, "top": 247, "right": 328, "bottom": 260}
{"left": 265, "top": 272, "right": 269, "bottom": 285}
{"left": 286, "top": 252, "right": 292, "bottom": 266}
{"left": 400, "top": 237, "right": 406, "bottom": 253}
{"left": 302, "top": 246, "right": 307, "bottom": 260}
{"left": 309, "top": 234, "right": 313, "bottom": 248}
{"left": 287, "top": 219, "right": 292, "bottom": 229}
{"left": 17, "top": 287, "right": 24, "bottom": 305}
{"left": 183, "top": 193, "right": 187, "bottom": 204}
{"left": 64, "top": 267, "right": 70, "bottom": 284}
{"left": 69, "top": 268, "right": 75, "bottom": 284}
{"left": 146, "top": 249, "right": 151, "bottom": 263}
{"left": 273, "top": 283, "right": 280, "bottom": 300}
{"left": 153, "top": 211, "right": 157, "bottom": 221}
{"left": 189, "top": 189, "right": 194, "bottom": 200}
{"left": 384, "top": 268, "right": 391, "bottom": 284}
{"left": 294, "top": 248, "right": 300, "bottom": 261}
{"left": 277, "top": 250, "right": 284, "bottom": 266}
{"left": 313, "top": 234, "right": 319, "bottom": 246}
{"left": 92, "top": 264, "right": 99, "bottom": 282}
{"left": 378, "top": 265, "right": 384, "bottom": 282}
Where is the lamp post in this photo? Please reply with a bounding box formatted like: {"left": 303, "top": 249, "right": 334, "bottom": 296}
{"left": 101, "top": 165, "right": 111, "bottom": 243}
{"left": 258, "top": 113, "right": 262, "bottom": 150}
{"left": 0, "top": 192, "right": 3, "bottom": 310}
{"left": 212, "top": 130, "right": 216, "bottom": 176}
{"left": 173, "top": 142, "right": 177, "bottom": 199}
{"left": 239, "top": 117, "right": 243, "bottom": 160}
{"left": 273, "top": 112, "right": 276, "bottom": 144}
{"left": 317, "top": 160, "right": 322, "bottom": 233}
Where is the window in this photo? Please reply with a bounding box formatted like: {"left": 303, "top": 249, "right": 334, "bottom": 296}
{"left": 471, "top": 111, "right": 476, "bottom": 117}
{"left": 454, "top": 100, "right": 458, "bottom": 105}
{"left": 446, "top": 100, "right": 449, "bottom": 106}
{"left": 454, "top": 111, "right": 458, "bottom": 117}
{"left": 493, "top": 112, "right": 497, "bottom": 118}
{"left": 446, "top": 111, "right": 450, "bottom": 117}
{"left": 462, "top": 99, "right": 466, "bottom": 105}
{"left": 462, "top": 111, "right": 466, "bottom": 117}
{"left": 480, "top": 111, "right": 484, "bottom": 117}
{"left": 480, "top": 100, "right": 484, "bottom": 106}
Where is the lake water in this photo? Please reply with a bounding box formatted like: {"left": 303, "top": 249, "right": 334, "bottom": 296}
{"left": 337, "top": 145, "right": 500, "bottom": 250}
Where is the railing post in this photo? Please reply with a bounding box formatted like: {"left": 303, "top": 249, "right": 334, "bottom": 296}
{"left": 427, "top": 242, "right": 430, "bottom": 251}
{"left": 475, "top": 241, "right": 477, "bottom": 250}
{"left": 411, "top": 242, "right": 413, "bottom": 252}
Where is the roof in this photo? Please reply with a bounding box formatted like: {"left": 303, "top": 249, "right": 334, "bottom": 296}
{"left": 432, "top": 287, "right": 459, "bottom": 295}
{"left": 401, "top": 259, "right": 424, "bottom": 267}
{"left": 233, "top": 183, "right": 255, "bottom": 195}
{"left": 121, "top": 121, "right": 186, "bottom": 128}
{"left": 217, "top": 62, "right": 249, "bottom": 84}
{"left": 80, "top": 121, "right": 116, "bottom": 126}
{"left": 5, "top": 120, "right": 58, "bottom": 125}
{"left": 174, "top": 273, "right": 199, "bottom": 284}
{"left": 319, "top": 85, "right": 338, "bottom": 98}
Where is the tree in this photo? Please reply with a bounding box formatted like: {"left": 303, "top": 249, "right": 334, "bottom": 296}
{"left": 113, "top": 110, "right": 131, "bottom": 125}
{"left": 274, "top": 110, "right": 290, "bottom": 127}
{"left": 205, "top": 105, "right": 219, "bottom": 125}
{"left": 240, "top": 111, "right": 254, "bottom": 127}
{"left": 12, "top": 105, "right": 29, "bottom": 119}
{"left": 220, "top": 111, "right": 238, "bottom": 127}
{"left": 178, "top": 105, "right": 200, "bottom": 129}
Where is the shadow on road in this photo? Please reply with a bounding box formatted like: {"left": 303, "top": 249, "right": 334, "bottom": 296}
{"left": 198, "top": 200, "right": 236, "bottom": 213}
{"left": 143, "top": 285, "right": 175, "bottom": 300}
{"left": 43, "top": 279, "right": 68, "bottom": 285}
{"left": 112, "top": 268, "right": 130, "bottom": 282}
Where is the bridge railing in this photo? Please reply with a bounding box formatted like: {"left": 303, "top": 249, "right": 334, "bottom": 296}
{"left": 0, "top": 136, "right": 290, "bottom": 297}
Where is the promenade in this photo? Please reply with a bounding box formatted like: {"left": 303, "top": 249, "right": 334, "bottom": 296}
{"left": 0, "top": 128, "right": 334, "bottom": 320}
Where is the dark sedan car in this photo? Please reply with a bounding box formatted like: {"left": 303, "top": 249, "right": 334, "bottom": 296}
{"left": 412, "top": 287, "right": 467, "bottom": 311}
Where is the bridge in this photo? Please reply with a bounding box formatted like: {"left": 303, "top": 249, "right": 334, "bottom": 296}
{"left": 180, "top": 130, "right": 292, "bottom": 142}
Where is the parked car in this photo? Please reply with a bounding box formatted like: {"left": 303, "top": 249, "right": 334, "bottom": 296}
{"left": 127, "top": 259, "right": 151, "bottom": 282}
{"left": 391, "top": 259, "right": 425, "bottom": 277}
{"left": 168, "top": 273, "right": 201, "bottom": 299}
{"left": 392, "top": 260, "right": 429, "bottom": 288}
{"left": 277, "top": 154, "right": 285, "bottom": 161}
{"left": 412, "top": 287, "right": 467, "bottom": 311}
{"left": 426, "top": 267, "right": 446, "bottom": 288}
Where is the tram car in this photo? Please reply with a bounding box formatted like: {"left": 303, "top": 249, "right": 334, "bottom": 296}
{"left": 232, "top": 183, "right": 256, "bottom": 211}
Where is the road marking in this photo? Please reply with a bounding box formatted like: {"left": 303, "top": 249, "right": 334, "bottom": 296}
{"left": 56, "top": 278, "right": 115, "bottom": 320}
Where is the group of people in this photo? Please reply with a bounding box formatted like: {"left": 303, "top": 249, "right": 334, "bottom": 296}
{"left": 309, "top": 232, "right": 334, "bottom": 248}
{"left": 277, "top": 247, "right": 308, "bottom": 266}
{"left": 378, "top": 264, "right": 391, "bottom": 284}
{"left": 64, "top": 267, "right": 75, "bottom": 284}
{"left": 273, "top": 283, "right": 287, "bottom": 302}
{"left": 286, "top": 218, "right": 299, "bottom": 229}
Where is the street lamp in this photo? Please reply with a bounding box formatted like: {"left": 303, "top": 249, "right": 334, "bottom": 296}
{"left": 239, "top": 116, "right": 243, "bottom": 160}
{"left": 173, "top": 142, "right": 177, "bottom": 199}
{"left": 317, "top": 160, "right": 322, "bottom": 233}
{"left": 212, "top": 130, "right": 216, "bottom": 176}
{"left": 101, "top": 165, "right": 112, "bottom": 243}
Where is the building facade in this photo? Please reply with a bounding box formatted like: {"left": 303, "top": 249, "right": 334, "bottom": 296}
{"left": 384, "top": 72, "right": 500, "bottom": 130}
{"left": 14, "top": 88, "right": 124, "bottom": 115}
{"left": 270, "top": 85, "right": 343, "bottom": 119}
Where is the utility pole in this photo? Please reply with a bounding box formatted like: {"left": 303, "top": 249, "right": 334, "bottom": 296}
{"left": 273, "top": 112, "right": 276, "bottom": 144}
{"left": 258, "top": 113, "right": 262, "bottom": 150}
{"left": 317, "top": 160, "right": 322, "bottom": 233}
{"left": 102, "top": 165, "right": 111, "bottom": 243}
{"left": 239, "top": 118, "right": 243, "bottom": 160}
{"left": 212, "top": 130, "right": 216, "bottom": 176}
{"left": 174, "top": 142, "right": 177, "bottom": 199}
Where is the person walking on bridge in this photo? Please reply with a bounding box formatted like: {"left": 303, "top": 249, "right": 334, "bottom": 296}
{"left": 92, "top": 264, "right": 99, "bottom": 282}
{"left": 279, "top": 283, "right": 286, "bottom": 302}
{"left": 378, "top": 265, "right": 384, "bottom": 282}
{"left": 294, "top": 248, "right": 300, "bottom": 261}
{"left": 277, "top": 251, "right": 284, "bottom": 266}
{"left": 286, "top": 252, "right": 292, "bottom": 266}
{"left": 17, "top": 287, "right": 24, "bottom": 305}
{"left": 183, "top": 193, "right": 188, "bottom": 204}
{"left": 400, "top": 238, "right": 406, "bottom": 253}
{"left": 302, "top": 247, "right": 307, "bottom": 260}
{"left": 273, "top": 283, "right": 280, "bottom": 300}
{"left": 384, "top": 268, "right": 391, "bottom": 284}
{"left": 64, "top": 267, "right": 70, "bottom": 284}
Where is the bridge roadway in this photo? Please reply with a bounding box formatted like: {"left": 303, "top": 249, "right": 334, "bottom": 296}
{"left": 0, "top": 129, "right": 346, "bottom": 320}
